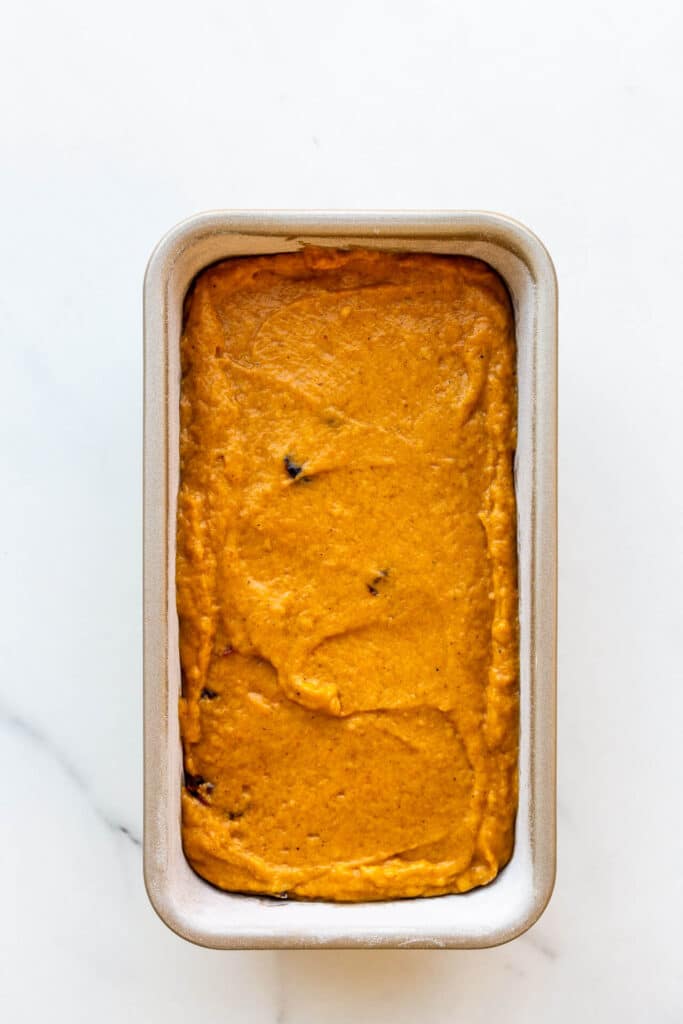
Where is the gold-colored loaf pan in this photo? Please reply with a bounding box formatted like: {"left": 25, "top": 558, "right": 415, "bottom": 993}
{"left": 143, "top": 211, "right": 557, "bottom": 948}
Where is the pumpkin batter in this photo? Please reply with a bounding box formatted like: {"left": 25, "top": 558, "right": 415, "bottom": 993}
{"left": 177, "top": 248, "right": 518, "bottom": 901}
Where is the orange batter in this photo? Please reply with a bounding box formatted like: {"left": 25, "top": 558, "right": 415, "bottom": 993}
{"left": 177, "top": 248, "right": 518, "bottom": 901}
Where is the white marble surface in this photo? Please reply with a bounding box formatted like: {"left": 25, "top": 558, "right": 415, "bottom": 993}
{"left": 2, "top": 0, "right": 682, "bottom": 1019}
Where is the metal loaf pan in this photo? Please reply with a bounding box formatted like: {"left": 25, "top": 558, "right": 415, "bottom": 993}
{"left": 143, "top": 211, "right": 557, "bottom": 949}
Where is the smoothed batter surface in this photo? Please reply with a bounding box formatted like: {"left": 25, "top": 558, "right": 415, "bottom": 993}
{"left": 177, "top": 247, "right": 519, "bottom": 901}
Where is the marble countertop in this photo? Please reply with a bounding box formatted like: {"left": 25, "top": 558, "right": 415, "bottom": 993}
{"left": 3, "top": 1, "right": 682, "bottom": 1020}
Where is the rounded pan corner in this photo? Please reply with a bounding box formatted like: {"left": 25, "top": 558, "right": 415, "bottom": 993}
{"left": 143, "top": 859, "right": 217, "bottom": 950}
{"left": 143, "top": 211, "right": 218, "bottom": 300}
{"left": 489, "top": 871, "right": 557, "bottom": 950}
{"left": 529, "top": 859, "right": 557, "bottom": 930}
{"left": 472, "top": 210, "right": 558, "bottom": 297}
{"left": 447, "top": 862, "right": 556, "bottom": 951}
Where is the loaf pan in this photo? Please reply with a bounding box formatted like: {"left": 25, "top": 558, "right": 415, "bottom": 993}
{"left": 143, "top": 210, "right": 557, "bottom": 948}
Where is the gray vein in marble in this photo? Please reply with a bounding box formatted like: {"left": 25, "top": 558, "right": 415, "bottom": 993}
{"left": 523, "top": 932, "right": 558, "bottom": 961}
{"left": 0, "top": 701, "right": 142, "bottom": 848}
{"left": 503, "top": 960, "right": 527, "bottom": 978}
